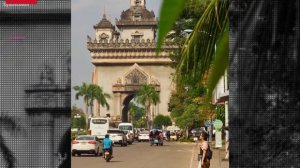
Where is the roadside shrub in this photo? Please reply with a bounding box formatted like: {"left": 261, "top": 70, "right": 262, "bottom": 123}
{"left": 179, "top": 137, "right": 194, "bottom": 142}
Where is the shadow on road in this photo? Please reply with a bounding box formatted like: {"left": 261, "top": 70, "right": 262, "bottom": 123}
{"left": 107, "top": 160, "right": 123, "bottom": 163}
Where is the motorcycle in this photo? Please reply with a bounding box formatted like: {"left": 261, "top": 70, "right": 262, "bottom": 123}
{"left": 103, "top": 149, "right": 112, "bottom": 162}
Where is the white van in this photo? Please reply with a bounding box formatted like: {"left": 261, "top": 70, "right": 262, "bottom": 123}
{"left": 118, "top": 123, "right": 134, "bottom": 144}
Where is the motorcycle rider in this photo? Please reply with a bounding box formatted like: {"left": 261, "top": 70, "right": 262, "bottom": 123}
{"left": 102, "top": 134, "right": 113, "bottom": 158}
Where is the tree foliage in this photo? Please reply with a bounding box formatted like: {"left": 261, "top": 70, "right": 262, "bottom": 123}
{"left": 158, "top": 0, "right": 229, "bottom": 100}
{"left": 153, "top": 115, "right": 172, "bottom": 129}
{"left": 129, "top": 103, "right": 146, "bottom": 128}
{"left": 135, "top": 85, "right": 160, "bottom": 129}
{"left": 73, "top": 82, "right": 110, "bottom": 117}
{"left": 71, "top": 105, "right": 86, "bottom": 129}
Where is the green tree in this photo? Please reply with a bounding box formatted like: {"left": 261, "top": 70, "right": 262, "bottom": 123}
{"left": 92, "top": 84, "right": 110, "bottom": 116}
{"left": 135, "top": 85, "right": 160, "bottom": 129}
{"left": 176, "top": 103, "right": 203, "bottom": 137}
{"left": 153, "top": 115, "right": 172, "bottom": 129}
{"left": 214, "top": 104, "right": 225, "bottom": 123}
{"left": 73, "top": 82, "right": 91, "bottom": 116}
{"left": 71, "top": 105, "right": 86, "bottom": 129}
{"left": 128, "top": 102, "right": 146, "bottom": 128}
{"left": 168, "top": 91, "right": 187, "bottom": 119}
{"left": 158, "top": 0, "right": 229, "bottom": 100}
{"left": 73, "top": 83, "right": 110, "bottom": 118}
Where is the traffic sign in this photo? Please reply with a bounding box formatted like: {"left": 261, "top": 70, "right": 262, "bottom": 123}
{"left": 213, "top": 119, "right": 223, "bottom": 130}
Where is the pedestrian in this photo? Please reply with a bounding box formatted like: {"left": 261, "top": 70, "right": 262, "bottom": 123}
{"left": 149, "top": 131, "right": 154, "bottom": 146}
{"left": 166, "top": 131, "right": 171, "bottom": 141}
{"left": 224, "top": 126, "right": 229, "bottom": 160}
{"left": 199, "top": 131, "right": 210, "bottom": 168}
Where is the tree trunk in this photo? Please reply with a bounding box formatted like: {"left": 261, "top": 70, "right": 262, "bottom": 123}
{"left": 85, "top": 104, "right": 89, "bottom": 129}
{"left": 90, "top": 103, "right": 93, "bottom": 118}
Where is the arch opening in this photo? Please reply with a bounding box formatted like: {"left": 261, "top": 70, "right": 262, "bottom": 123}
{"left": 122, "top": 94, "right": 135, "bottom": 122}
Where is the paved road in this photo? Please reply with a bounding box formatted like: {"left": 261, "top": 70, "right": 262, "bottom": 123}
{"left": 72, "top": 141, "right": 194, "bottom": 168}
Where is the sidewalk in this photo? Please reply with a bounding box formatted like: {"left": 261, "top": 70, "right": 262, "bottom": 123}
{"left": 191, "top": 141, "right": 229, "bottom": 168}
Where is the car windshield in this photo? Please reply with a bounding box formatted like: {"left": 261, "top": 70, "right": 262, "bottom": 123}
{"left": 119, "top": 125, "right": 132, "bottom": 130}
{"left": 76, "top": 136, "right": 94, "bottom": 140}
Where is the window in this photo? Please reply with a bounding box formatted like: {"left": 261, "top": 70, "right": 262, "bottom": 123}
{"left": 133, "top": 36, "right": 141, "bottom": 43}
{"left": 133, "top": 15, "right": 141, "bottom": 21}
{"left": 135, "top": 0, "right": 141, "bottom": 5}
{"left": 92, "top": 119, "right": 107, "bottom": 124}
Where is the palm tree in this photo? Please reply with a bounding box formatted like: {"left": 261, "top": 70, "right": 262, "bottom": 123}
{"left": 0, "top": 116, "right": 20, "bottom": 168}
{"left": 91, "top": 84, "right": 110, "bottom": 117}
{"left": 73, "top": 82, "right": 91, "bottom": 117}
{"left": 73, "top": 83, "right": 110, "bottom": 118}
{"left": 135, "top": 85, "right": 160, "bottom": 129}
{"left": 158, "top": 0, "right": 229, "bottom": 100}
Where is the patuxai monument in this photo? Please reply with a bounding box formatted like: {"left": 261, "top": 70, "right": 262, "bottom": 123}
{"left": 87, "top": 0, "right": 177, "bottom": 124}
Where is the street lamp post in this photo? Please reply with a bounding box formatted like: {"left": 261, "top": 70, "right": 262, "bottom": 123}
{"left": 74, "top": 114, "right": 81, "bottom": 137}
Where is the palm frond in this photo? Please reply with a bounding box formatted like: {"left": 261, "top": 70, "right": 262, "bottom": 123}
{"left": 206, "top": 21, "right": 229, "bottom": 101}
{"left": 157, "top": 0, "right": 186, "bottom": 50}
{"left": 177, "top": 0, "right": 229, "bottom": 86}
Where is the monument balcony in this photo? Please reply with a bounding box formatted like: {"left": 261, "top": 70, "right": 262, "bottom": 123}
{"left": 87, "top": 39, "right": 177, "bottom": 50}
{"left": 116, "top": 20, "right": 157, "bottom": 27}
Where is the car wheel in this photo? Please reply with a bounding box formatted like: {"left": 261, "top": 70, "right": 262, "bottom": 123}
{"left": 78, "top": 153, "right": 81, "bottom": 156}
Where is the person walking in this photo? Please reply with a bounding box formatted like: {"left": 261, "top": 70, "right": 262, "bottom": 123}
{"left": 224, "top": 126, "right": 229, "bottom": 160}
{"left": 166, "top": 131, "right": 171, "bottom": 141}
{"left": 149, "top": 131, "right": 154, "bottom": 146}
{"left": 198, "top": 131, "right": 210, "bottom": 168}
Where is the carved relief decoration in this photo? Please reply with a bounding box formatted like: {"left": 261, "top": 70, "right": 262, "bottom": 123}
{"left": 100, "top": 33, "right": 109, "bottom": 39}
{"left": 125, "top": 68, "right": 147, "bottom": 85}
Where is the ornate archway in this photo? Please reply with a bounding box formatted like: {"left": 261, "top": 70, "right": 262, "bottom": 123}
{"left": 112, "top": 64, "right": 160, "bottom": 124}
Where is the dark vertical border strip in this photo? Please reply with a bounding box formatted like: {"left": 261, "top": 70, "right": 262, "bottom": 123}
{"left": 229, "top": 0, "right": 300, "bottom": 167}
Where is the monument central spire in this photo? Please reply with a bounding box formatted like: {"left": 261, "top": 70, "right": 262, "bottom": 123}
{"left": 130, "top": 0, "right": 145, "bottom": 7}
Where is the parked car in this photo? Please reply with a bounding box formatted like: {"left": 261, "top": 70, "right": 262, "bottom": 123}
{"left": 107, "top": 129, "right": 128, "bottom": 146}
{"left": 138, "top": 131, "right": 150, "bottom": 142}
{"left": 72, "top": 135, "right": 101, "bottom": 156}
{"left": 191, "top": 127, "right": 206, "bottom": 137}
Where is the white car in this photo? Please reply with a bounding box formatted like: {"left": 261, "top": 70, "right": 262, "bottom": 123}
{"left": 72, "top": 135, "right": 101, "bottom": 156}
{"left": 124, "top": 130, "right": 134, "bottom": 144}
{"left": 138, "top": 131, "right": 150, "bottom": 142}
{"left": 107, "top": 129, "right": 127, "bottom": 146}
{"left": 170, "top": 132, "right": 177, "bottom": 141}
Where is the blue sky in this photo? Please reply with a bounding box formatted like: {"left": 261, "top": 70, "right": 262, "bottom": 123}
{"left": 71, "top": 0, "right": 163, "bottom": 109}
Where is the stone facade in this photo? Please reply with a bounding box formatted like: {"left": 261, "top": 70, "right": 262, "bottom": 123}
{"left": 87, "top": 0, "right": 177, "bottom": 123}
